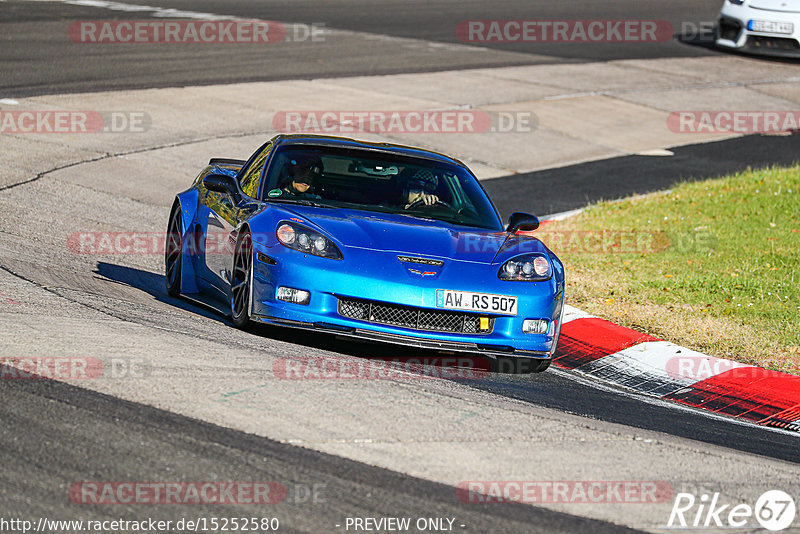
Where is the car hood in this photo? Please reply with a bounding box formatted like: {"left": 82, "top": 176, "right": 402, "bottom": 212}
{"left": 272, "top": 205, "right": 518, "bottom": 263}
{"left": 748, "top": 0, "right": 800, "bottom": 13}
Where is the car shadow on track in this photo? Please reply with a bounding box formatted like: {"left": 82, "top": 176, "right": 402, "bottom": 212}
{"left": 93, "top": 263, "right": 800, "bottom": 462}
{"left": 94, "top": 261, "right": 225, "bottom": 323}
{"left": 93, "top": 261, "right": 497, "bottom": 376}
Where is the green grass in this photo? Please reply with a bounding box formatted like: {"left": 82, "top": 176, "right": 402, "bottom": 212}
{"left": 540, "top": 165, "right": 800, "bottom": 373}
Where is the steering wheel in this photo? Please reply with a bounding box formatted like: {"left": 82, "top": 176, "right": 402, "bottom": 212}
{"left": 406, "top": 197, "right": 451, "bottom": 209}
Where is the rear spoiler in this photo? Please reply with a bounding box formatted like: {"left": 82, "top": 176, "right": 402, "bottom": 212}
{"left": 208, "top": 158, "right": 246, "bottom": 166}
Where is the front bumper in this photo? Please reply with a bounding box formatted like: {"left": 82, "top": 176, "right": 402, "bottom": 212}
{"left": 716, "top": 4, "right": 800, "bottom": 57}
{"left": 250, "top": 242, "right": 563, "bottom": 360}
{"left": 253, "top": 314, "right": 553, "bottom": 359}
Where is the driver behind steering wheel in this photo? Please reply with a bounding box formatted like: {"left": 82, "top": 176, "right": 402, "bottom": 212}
{"left": 282, "top": 154, "right": 323, "bottom": 200}
{"left": 402, "top": 168, "right": 440, "bottom": 209}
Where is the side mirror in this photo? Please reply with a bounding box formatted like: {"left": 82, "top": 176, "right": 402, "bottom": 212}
{"left": 507, "top": 212, "right": 540, "bottom": 233}
{"left": 203, "top": 173, "right": 242, "bottom": 204}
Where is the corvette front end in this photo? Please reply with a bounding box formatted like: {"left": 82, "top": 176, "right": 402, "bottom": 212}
{"left": 168, "top": 134, "right": 566, "bottom": 372}
{"left": 248, "top": 210, "right": 564, "bottom": 359}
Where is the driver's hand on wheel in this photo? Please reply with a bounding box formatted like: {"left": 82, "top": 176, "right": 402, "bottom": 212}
{"left": 405, "top": 191, "right": 439, "bottom": 208}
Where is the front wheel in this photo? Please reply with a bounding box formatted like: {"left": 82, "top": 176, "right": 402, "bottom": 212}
{"left": 230, "top": 229, "right": 253, "bottom": 328}
{"left": 492, "top": 356, "right": 551, "bottom": 374}
{"left": 165, "top": 204, "right": 183, "bottom": 297}
{"left": 529, "top": 359, "right": 551, "bottom": 373}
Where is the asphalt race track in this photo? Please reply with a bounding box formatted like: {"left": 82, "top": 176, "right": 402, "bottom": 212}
{"left": 485, "top": 133, "right": 800, "bottom": 217}
{"left": 1, "top": 1, "right": 799, "bottom": 533}
{"left": 1, "top": 0, "right": 726, "bottom": 96}
{"left": 2, "top": 377, "right": 642, "bottom": 533}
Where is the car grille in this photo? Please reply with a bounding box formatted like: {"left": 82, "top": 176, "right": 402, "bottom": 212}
{"left": 338, "top": 297, "right": 494, "bottom": 335}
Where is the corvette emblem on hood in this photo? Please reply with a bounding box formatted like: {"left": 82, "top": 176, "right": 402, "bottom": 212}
{"left": 397, "top": 255, "right": 444, "bottom": 267}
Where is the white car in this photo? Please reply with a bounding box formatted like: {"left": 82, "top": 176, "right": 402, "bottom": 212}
{"left": 716, "top": 0, "right": 800, "bottom": 57}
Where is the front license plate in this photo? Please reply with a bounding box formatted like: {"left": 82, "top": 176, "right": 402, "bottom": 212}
{"left": 748, "top": 19, "right": 794, "bottom": 34}
{"left": 435, "top": 290, "right": 518, "bottom": 316}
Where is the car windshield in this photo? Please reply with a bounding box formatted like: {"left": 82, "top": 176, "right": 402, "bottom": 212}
{"left": 262, "top": 145, "right": 504, "bottom": 231}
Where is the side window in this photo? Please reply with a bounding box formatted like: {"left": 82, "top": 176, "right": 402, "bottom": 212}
{"left": 240, "top": 143, "right": 272, "bottom": 198}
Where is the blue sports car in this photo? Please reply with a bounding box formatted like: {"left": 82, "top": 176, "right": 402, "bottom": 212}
{"left": 165, "top": 135, "right": 564, "bottom": 373}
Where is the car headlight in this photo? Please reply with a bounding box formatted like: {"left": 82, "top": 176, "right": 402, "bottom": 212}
{"left": 498, "top": 254, "right": 552, "bottom": 281}
{"left": 276, "top": 222, "right": 342, "bottom": 260}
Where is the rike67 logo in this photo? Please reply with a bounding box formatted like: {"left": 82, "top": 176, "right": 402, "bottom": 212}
{"left": 668, "top": 490, "right": 796, "bottom": 531}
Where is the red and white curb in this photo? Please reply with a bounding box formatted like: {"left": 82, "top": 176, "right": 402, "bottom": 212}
{"left": 554, "top": 305, "right": 800, "bottom": 433}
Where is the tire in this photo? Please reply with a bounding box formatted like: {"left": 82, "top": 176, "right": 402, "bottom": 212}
{"left": 165, "top": 204, "right": 183, "bottom": 297}
{"left": 230, "top": 229, "right": 253, "bottom": 328}
{"left": 492, "top": 356, "right": 551, "bottom": 374}
{"left": 529, "top": 359, "right": 551, "bottom": 373}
